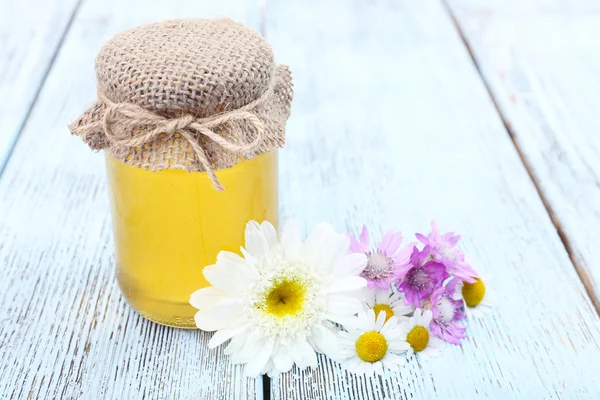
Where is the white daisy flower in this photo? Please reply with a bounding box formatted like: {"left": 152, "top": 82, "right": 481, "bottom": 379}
{"left": 360, "top": 287, "right": 414, "bottom": 323}
{"left": 338, "top": 309, "right": 409, "bottom": 375}
{"left": 398, "top": 308, "right": 444, "bottom": 360}
{"left": 452, "top": 269, "right": 493, "bottom": 319}
{"left": 189, "top": 220, "right": 368, "bottom": 377}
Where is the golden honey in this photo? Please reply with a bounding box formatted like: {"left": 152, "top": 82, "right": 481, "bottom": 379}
{"left": 105, "top": 151, "right": 278, "bottom": 328}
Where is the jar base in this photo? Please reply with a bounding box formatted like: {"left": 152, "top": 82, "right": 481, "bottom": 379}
{"left": 117, "top": 272, "right": 198, "bottom": 329}
{"left": 133, "top": 308, "right": 197, "bottom": 329}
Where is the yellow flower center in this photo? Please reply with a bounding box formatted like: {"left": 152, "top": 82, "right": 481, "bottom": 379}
{"left": 355, "top": 331, "right": 388, "bottom": 362}
{"left": 372, "top": 304, "right": 394, "bottom": 322}
{"left": 462, "top": 278, "right": 486, "bottom": 307}
{"left": 406, "top": 326, "right": 429, "bottom": 352}
{"left": 265, "top": 278, "right": 306, "bottom": 317}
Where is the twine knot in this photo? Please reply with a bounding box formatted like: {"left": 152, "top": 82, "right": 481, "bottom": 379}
{"left": 74, "top": 78, "right": 277, "bottom": 191}
{"left": 99, "top": 83, "right": 274, "bottom": 191}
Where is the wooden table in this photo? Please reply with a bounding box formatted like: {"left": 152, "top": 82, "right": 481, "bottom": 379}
{"left": 2, "top": 0, "right": 600, "bottom": 398}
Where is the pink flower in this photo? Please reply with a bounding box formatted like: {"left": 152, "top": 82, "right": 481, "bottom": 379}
{"left": 348, "top": 225, "right": 414, "bottom": 290}
{"left": 426, "top": 278, "right": 467, "bottom": 345}
{"left": 416, "top": 221, "right": 477, "bottom": 283}
{"left": 396, "top": 246, "right": 449, "bottom": 307}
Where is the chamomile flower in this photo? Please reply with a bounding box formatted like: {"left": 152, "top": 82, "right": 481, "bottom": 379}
{"left": 416, "top": 221, "right": 477, "bottom": 283}
{"left": 453, "top": 270, "right": 493, "bottom": 319}
{"left": 348, "top": 225, "right": 414, "bottom": 290}
{"left": 338, "top": 309, "right": 409, "bottom": 375}
{"left": 190, "top": 220, "right": 368, "bottom": 377}
{"left": 398, "top": 308, "right": 444, "bottom": 360}
{"left": 360, "top": 287, "right": 413, "bottom": 323}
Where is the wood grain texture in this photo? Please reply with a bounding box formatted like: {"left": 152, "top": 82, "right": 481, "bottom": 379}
{"left": 0, "top": 0, "right": 81, "bottom": 172}
{"left": 267, "top": 0, "right": 600, "bottom": 398}
{"left": 0, "top": 0, "right": 263, "bottom": 399}
{"left": 446, "top": 0, "right": 600, "bottom": 312}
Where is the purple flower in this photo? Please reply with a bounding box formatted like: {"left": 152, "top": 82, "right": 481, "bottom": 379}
{"left": 348, "top": 225, "right": 414, "bottom": 290}
{"left": 416, "top": 221, "right": 477, "bottom": 283}
{"left": 396, "top": 246, "right": 448, "bottom": 307}
{"left": 426, "top": 278, "right": 467, "bottom": 345}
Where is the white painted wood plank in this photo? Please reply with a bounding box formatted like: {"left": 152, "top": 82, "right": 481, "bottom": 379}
{"left": 0, "top": 0, "right": 264, "bottom": 399}
{"left": 0, "top": 0, "right": 81, "bottom": 172}
{"left": 447, "top": 0, "right": 600, "bottom": 13}
{"left": 267, "top": 0, "right": 600, "bottom": 398}
{"left": 448, "top": 0, "right": 600, "bottom": 311}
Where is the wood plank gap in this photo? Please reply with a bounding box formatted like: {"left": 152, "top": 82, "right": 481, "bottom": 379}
{"left": 442, "top": 0, "right": 600, "bottom": 315}
{"left": 262, "top": 374, "right": 271, "bottom": 400}
{"left": 0, "top": 0, "right": 85, "bottom": 177}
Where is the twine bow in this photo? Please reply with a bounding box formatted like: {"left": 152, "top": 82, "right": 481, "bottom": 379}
{"left": 77, "top": 80, "right": 276, "bottom": 191}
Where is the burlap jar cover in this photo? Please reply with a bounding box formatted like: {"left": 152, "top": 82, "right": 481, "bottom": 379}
{"left": 69, "top": 18, "right": 293, "bottom": 191}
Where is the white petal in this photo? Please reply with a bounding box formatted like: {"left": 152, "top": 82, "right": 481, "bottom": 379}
{"left": 325, "top": 276, "right": 367, "bottom": 294}
{"left": 245, "top": 339, "right": 274, "bottom": 377}
{"left": 208, "top": 323, "right": 249, "bottom": 348}
{"left": 392, "top": 303, "right": 414, "bottom": 317}
{"left": 375, "top": 288, "right": 391, "bottom": 305}
{"left": 347, "top": 357, "right": 366, "bottom": 374}
{"left": 261, "top": 360, "right": 275, "bottom": 376}
{"left": 420, "top": 309, "right": 433, "bottom": 326}
{"left": 261, "top": 221, "right": 279, "bottom": 249}
{"left": 338, "top": 348, "right": 356, "bottom": 360}
{"left": 374, "top": 310, "right": 387, "bottom": 331}
{"left": 231, "top": 334, "right": 262, "bottom": 364}
{"left": 189, "top": 286, "right": 227, "bottom": 309}
{"left": 388, "top": 291, "right": 404, "bottom": 306}
{"left": 373, "top": 361, "right": 384, "bottom": 375}
{"left": 193, "top": 298, "right": 244, "bottom": 331}
{"left": 280, "top": 219, "right": 301, "bottom": 260}
{"left": 338, "top": 331, "right": 355, "bottom": 342}
{"left": 302, "top": 223, "right": 347, "bottom": 269}
{"left": 366, "top": 308, "right": 378, "bottom": 330}
{"left": 380, "top": 317, "right": 398, "bottom": 336}
{"left": 224, "top": 331, "right": 250, "bottom": 355}
{"left": 388, "top": 340, "right": 410, "bottom": 353}
{"left": 203, "top": 254, "right": 257, "bottom": 294}
{"left": 382, "top": 353, "right": 404, "bottom": 370}
{"left": 326, "top": 294, "right": 362, "bottom": 316}
{"left": 273, "top": 346, "right": 294, "bottom": 373}
{"left": 311, "top": 324, "right": 340, "bottom": 360}
{"left": 429, "top": 336, "right": 445, "bottom": 349}
{"left": 289, "top": 338, "right": 317, "bottom": 369}
{"left": 367, "top": 362, "right": 376, "bottom": 375}
{"left": 244, "top": 220, "right": 270, "bottom": 258}
{"left": 318, "top": 233, "right": 351, "bottom": 267}
{"left": 331, "top": 253, "right": 368, "bottom": 278}
{"left": 326, "top": 313, "right": 358, "bottom": 328}
{"left": 216, "top": 251, "right": 257, "bottom": 275}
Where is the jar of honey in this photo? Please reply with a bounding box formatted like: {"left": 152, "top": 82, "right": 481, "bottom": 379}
{"left": 69, "top": 19, "right": 293, "bottom": 328}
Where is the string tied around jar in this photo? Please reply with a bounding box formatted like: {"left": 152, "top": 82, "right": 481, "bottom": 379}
{"left": 75, "top": 78, "right": 277, "bottom": 192}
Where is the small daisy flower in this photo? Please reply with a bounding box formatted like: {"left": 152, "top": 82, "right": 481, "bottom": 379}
{"left": 190, "top": 220, "right": 368, "bottom": 377}
{"left": 396, "top": 246, "right": 448, "bottom": 307}
{"left": 348, "top": 225, "right": 415, "bottom": 290}
{"left": 425, "top": 278, "right": 467, "bottom": 345}
{"left": 359, "top": 287, "right": 413, "bottom": 323}
{"left": 453, "top": 270, "right": 493, "bottom": 319}
{"left": 416, "top": 221, "right": 477, "bottom": 283}
{"left": 398, "top": 308, "right": 444, "bottom": 360}
{"left": 338, "top": 309, "right": 409, "bottom": 375}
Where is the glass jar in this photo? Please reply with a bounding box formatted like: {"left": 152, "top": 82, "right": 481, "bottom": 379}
{"left": 106, "top": 151, "right": 278, "bottom": 328}
{"left": 68, "top": 18, "right": 293, "bottom": 328}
